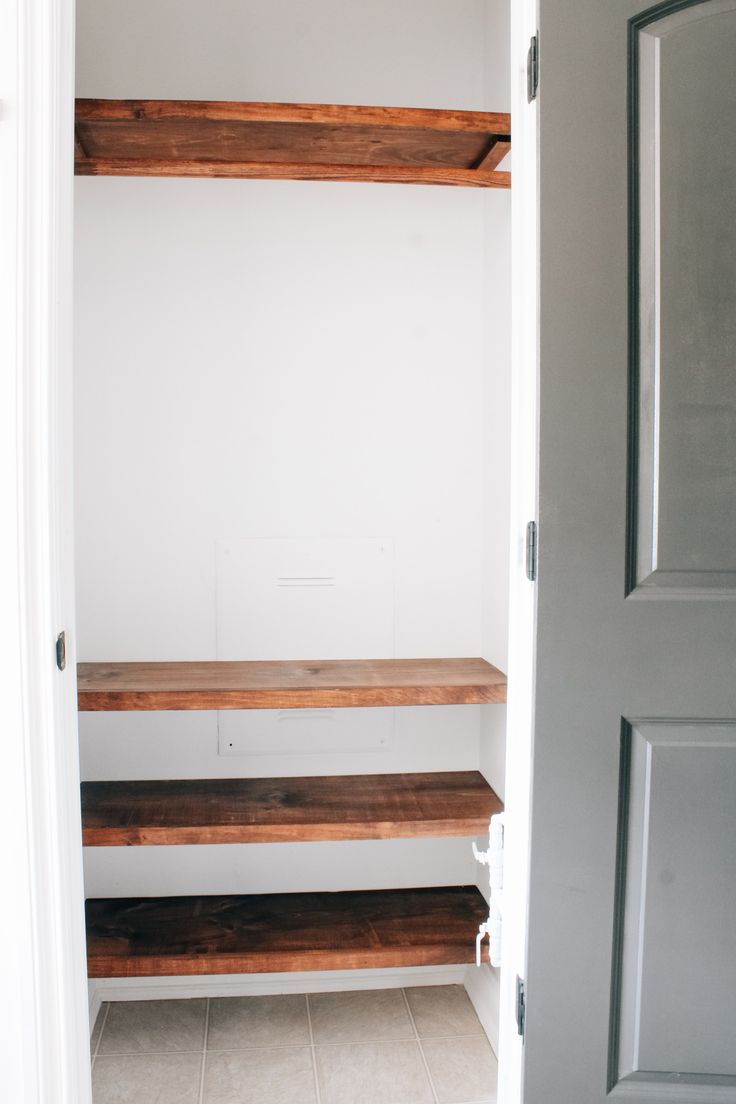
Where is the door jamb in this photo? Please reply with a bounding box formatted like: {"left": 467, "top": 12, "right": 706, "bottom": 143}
{"left": 1, "top": 0, "right": 91, "bottom": 1100}
{"left": 497, "top": 0, "right": 539, "bottom": 1101}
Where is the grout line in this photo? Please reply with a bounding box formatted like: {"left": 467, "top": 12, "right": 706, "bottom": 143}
{"left": 95, "top": 1042, "right": 316, "bottom": 1057}
{"left": 300, "top": 1033, "right": 486, "bottom": 1048}
{"left": 92, "top": 1031, "right": 488, "bottom": 1059}
{"left": 305, "top": 994, "right": 323, "bottom": 1104}
{"left": 401, "top": 988, "right": 439, "bottom": 1104}
{"left": 197, "top": 998, "right": 210, "bottom": 1104}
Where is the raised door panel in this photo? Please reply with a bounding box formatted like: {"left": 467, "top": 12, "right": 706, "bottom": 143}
{"left": 630, "top": 0, "right": 736, "bottom": 595}
{"left": 612, "top": 722, "right": 736, "bottom": 1094}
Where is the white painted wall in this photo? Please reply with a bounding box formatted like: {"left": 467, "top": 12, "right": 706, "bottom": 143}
{"left": 76, "top": 0, "right": 495, "bottom": 107}
{"left": 74, "top": 0, "right": 510, "bottom": 900}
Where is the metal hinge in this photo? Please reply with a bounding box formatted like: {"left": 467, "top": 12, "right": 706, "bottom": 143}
{"left": 56, "top": 631, "right": 67, "bottom": 671}
{"left": 516, "top": 976, "right": 526, "bottom": 1039}
{"left": 525, "top": 521, "right": 537, "bottom": 581}
{"left": 527, "top": 34, "right": 539, "bottom": 102}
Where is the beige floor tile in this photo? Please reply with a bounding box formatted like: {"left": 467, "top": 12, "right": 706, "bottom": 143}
{"left": 309, "top": 988, "right": 414, "bottom": 1044}
{"left": 203, "top": 1046, "right": 317, "bottom": 1104}
{"left": 315, "top": 1041, "right": 433, "bottom": 1104}
{"left": 92, "top": 1052, "right": 202, "bottom": 1104}
{"left": 90, "top": 1003, "right": 108, "bottom": 1055}
{"left": 207, "top": 994, "right": 309, "bottom": 1050}
{"left": 405, "top": 986, "right": 484, "bottom": 1038}
{"left": 98, "top": 999, "right": 207, "bottom": 1054}
{"left": 422, "top": 1036, "right": 498, "bottom": 1104}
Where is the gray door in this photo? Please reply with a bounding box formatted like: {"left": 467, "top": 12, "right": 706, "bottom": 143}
{"left": 525, "top": 1, "right": 736, "bottom": 1101}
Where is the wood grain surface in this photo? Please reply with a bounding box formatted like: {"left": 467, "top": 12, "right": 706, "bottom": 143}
{"left": 81, "top": 770, "right": 503, "bottom": 846}
{"left": 75, "top": 158, "right": 510, "bottom": 188}
{"left": 74, "top": 99, "right": 511, "bottom": 188}
{"left": 77, "top": 658, "right": 507, "bottom": 711}
{"left": 475, "top": 138, "right": 512, "bottom": 173}
{"left": 85, "top": 886, "right": 488, "bottom": 977}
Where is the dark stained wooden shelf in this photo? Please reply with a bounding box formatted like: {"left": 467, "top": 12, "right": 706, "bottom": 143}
{"left": 85, "top": 885, "right": 487, "bottom": 977}
{"left": 74, "top": 99, "right": 511, "bottom": 188}
{"left": 77, "top": 657, "right": 507, "bottom": 711}
{"left": 81, "top": 770, "right": 503, "bottom": 846}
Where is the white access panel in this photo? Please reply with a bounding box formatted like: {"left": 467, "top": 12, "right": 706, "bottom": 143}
{"left": 216, "top": 537, "right": 395, "bottom": 756}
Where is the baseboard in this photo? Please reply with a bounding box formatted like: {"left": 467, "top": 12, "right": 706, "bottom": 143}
{"left": 88, "top": 964, "right": 467, "bottom": 1033}
{"left": 90, "top": 965, "right": 499, "bottom": 1050}
{"left": 463, "top": 962, "right": 500, "bottom": 1057}
{"left": 88, "top": 983, "right": 103, "bottom": 1033}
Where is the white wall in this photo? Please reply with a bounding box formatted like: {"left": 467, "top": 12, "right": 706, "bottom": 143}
{"left": 76, "top": 0, "right": 492, "bottom": 107}
{"left": 74, "top": 0, "right": 510, "bottom": 900}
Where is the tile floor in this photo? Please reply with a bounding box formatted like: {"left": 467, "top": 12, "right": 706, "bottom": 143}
{"left": 90, "top": 985, "right": 497, "bottom": 1104}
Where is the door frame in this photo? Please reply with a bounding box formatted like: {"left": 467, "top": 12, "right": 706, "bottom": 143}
{"left": 496, "top": 1, "right": 539, "bottom": 1101}
{"left": 1, "top": 0, "right": 91, "bottom": 1101}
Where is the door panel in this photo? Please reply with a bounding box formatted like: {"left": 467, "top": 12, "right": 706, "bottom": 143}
{"left": 527, "top": 2, "right": 736, "bottom": 1101}
{"left": 614, "top": 722, "right": 736, "bottom": 1082}
{"left": 631, "top": 0, "right": 736, "bottom": 593}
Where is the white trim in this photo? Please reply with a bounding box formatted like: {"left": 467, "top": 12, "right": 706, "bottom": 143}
{"left": 497, "top": 1, "right": 539, "bottom": 1103}
{"left": 87, "top": 965, "right": 467, "bottom": 1034}
{"left": 463, "top": 963, "right": 500, "bottom": 1057}
{"left": 88, "top": 990, "right": 105, "bottom": 1044}
{"left": 1, "top": 0, "right": 89, "bottom": 1101}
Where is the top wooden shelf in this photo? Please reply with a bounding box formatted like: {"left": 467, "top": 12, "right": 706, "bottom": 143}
{"left": 77, "top": 657, "right": 507, "bottom": 711}
{"left": 74, "top": 99, "right": 511, "bottom": 188}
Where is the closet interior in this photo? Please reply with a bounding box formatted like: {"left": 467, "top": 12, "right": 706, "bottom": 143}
{"left": 74, "top": 0, "right": 512, "bottom": 1055}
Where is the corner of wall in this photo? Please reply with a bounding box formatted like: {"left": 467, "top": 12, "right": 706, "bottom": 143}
{"left": 479, "top": 703, "right": 507, "bottom": 803}
{"left": 88, "top": 982, "right": 103, "bottom": 1038}
{"left": 463, "top": 962, "right": 500, "bottom": 1057}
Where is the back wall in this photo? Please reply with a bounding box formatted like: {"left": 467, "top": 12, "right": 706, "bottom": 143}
{"left": 74, "top": 0, "right": 510, "bottom": 898}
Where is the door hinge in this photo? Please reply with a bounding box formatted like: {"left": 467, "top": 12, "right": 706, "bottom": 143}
{"left": 525, "top": 521, "right": 537, "bottom": 581}
{"left": 516, "top": 976, "right": 526, "bottom": 1039}
{"left": 527, "top": 34, "right": 539, "bottom": 102}
{"left": 56, "top": 631, "right": 67, "bottom": 671}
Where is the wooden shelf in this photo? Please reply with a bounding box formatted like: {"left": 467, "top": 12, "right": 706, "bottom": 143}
{"left": 81, "top": 770, "right": 503, "bottom": 846}
{"left": 77, "top": 657, "right": 507, "bottom": 711}
{"left": 74, "top": 99, "right": 511, "bottom": 188}
{"left": 85, "top": 886, "right": 487, "bottom": 977}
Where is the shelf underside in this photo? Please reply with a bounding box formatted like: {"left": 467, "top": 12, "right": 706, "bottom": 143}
{"left": 74, "top": 99, "right": 511, "bottom": 188}
{"left": 77, "top": 657, "right": 507, "bottom": 711}
{"left": 85, "top": 886, "right": 487, "bottom": 977}
{"left": 81, "top": 770, "right": 503, "bottom": 846}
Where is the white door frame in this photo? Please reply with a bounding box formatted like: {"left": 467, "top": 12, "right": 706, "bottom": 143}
{"left": 496, "top": 1, "right": 539, "bottom": 1102}
{"left": 1, "top": 0, "right": 91, "bottom": 1101}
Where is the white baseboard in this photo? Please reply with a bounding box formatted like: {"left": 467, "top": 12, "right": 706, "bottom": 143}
{"left": 463, "top": 962, "right": 500, "bottom": 1057}
{"left": 88, "top": 964, "right": 467, "bottom": 1034}
{"left": 88, "top": 984, "right": 103, "bottom": 1032}
{"left": 90, "top": 963, "right": 501, "bottom": 1054}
